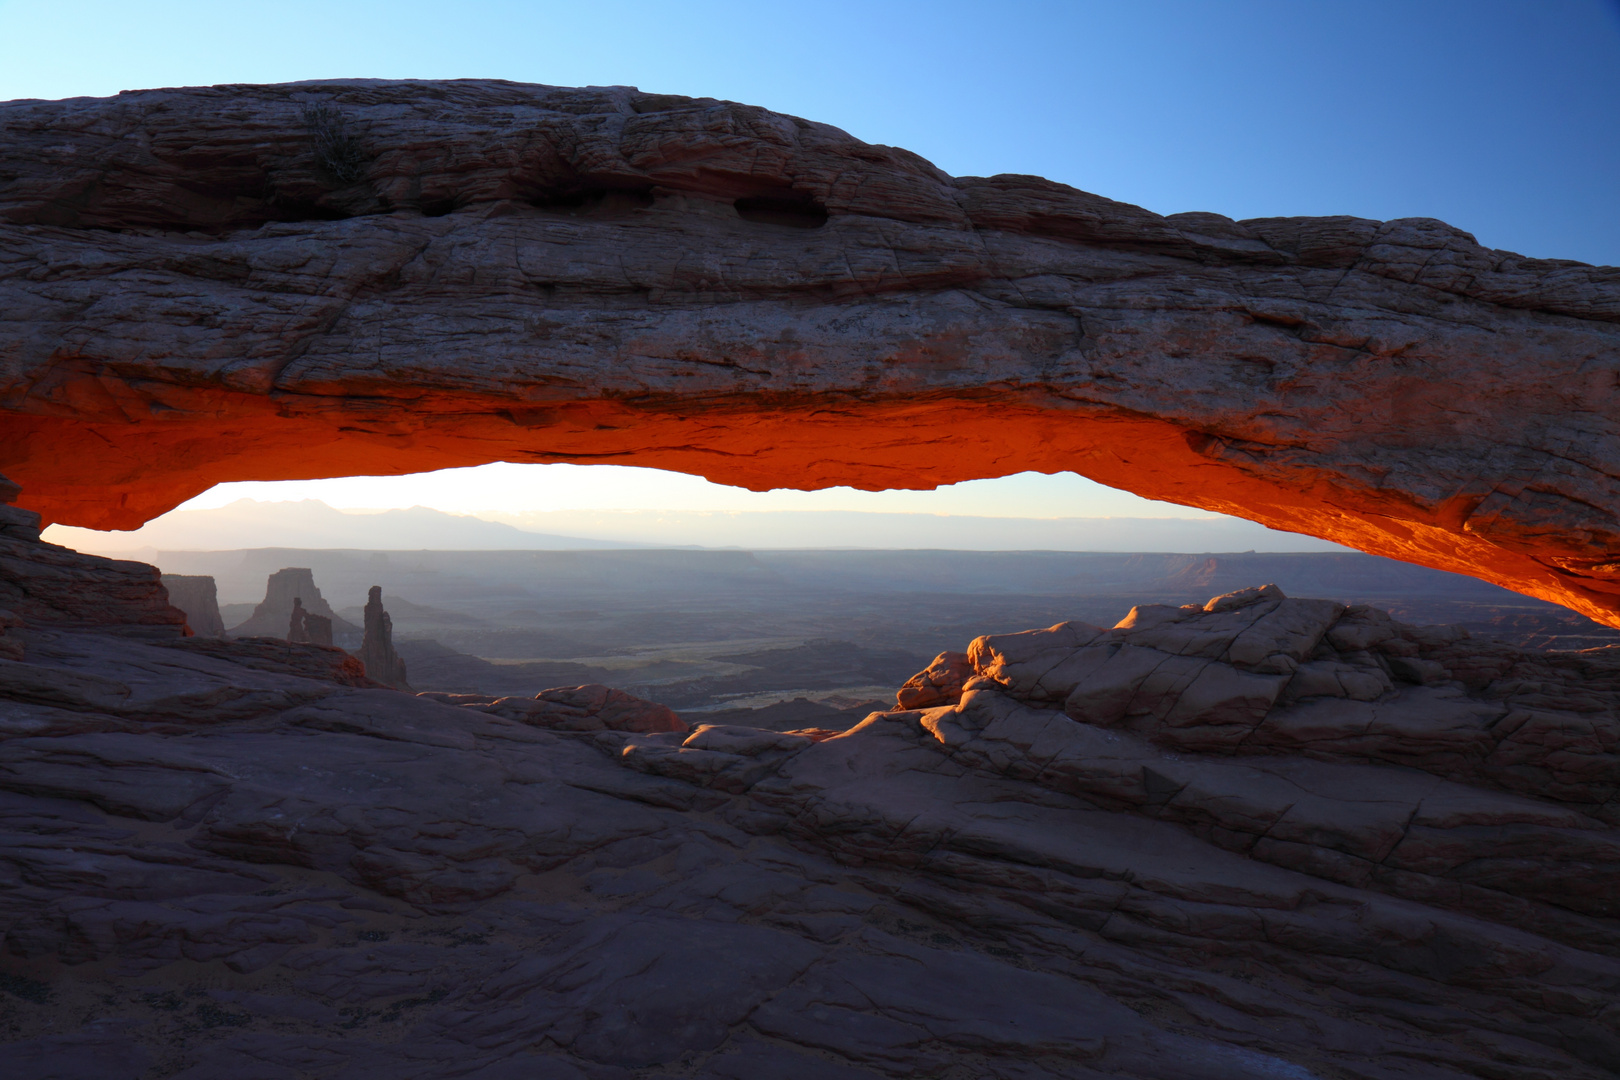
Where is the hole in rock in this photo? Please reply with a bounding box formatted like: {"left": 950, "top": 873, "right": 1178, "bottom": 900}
{"left": 24, "top": 172, "right": 356, "bottom": 232}
{"left": 54, "top": 463, "right": 1620, "bottom": 725}
{"left": 419, "top": 198, "right": 460, "bottom": 218}
{"left": 734, "top": 195, "right": 829, "bottom": 229}
{"left": 531, "top": 187, "right": 656, "bottom": 217}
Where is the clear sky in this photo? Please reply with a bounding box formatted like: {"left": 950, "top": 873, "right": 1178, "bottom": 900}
{"left": 9, "top": 0, "right": 1619, "bottom": 531}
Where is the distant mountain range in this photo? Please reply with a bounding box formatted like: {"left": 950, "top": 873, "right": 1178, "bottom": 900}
{"left": 45, "top": 499, "right": 648, "bottom": 553}
{"left": 45, "top": 499, "right": 1348, "bottom": 554}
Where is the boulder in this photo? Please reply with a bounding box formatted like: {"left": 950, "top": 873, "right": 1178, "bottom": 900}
{"left": 895, "top": 651, "right": 974, "bottom": 710}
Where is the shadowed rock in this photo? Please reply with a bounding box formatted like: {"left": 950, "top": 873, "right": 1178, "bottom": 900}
{"left": 447, "top": 683, "right": 687, "bottom": 734}
{"left": 1, "top": 84, "right": 1618, "bottom": 625}
{"left": 358, "top": 585, "right": 410, "bottom": 690}
{"left": 287, "top": 596, "right": 309, "bottom": 643}
{"left": 0, "top": 473, "right": 186, "bottom": 639}
{"left": 304, "top": 612, "right": 333, "bottom": 647}
{"left": 2, "top": 580, "right": 1618, "bottom": 1078}
{"left": 159, "top": 574, "right": 224, "bottom": 637}
{"left": 230, "top": 568, "right": 357, "bottom": 640}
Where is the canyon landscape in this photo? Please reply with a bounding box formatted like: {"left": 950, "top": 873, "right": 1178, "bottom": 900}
{"left": 1, "top": 81, "right": 1619, "bottom": 1080}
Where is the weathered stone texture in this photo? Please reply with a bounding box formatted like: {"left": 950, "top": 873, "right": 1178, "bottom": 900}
{"left": 461, "top": 683, "right": 687, "bottom": 734}
{"left": 1, "top": 82, "right": 1618, "bottom": 624}
{"left": 0, "top": 473, "right": 187, "bottom": 639}
{"left": 3, "top": 583, "right": 1620, "bottom": 1078}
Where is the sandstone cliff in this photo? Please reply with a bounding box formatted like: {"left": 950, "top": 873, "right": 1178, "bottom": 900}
{"left": 0, "top": 82, "right": 1617, "bottom": 625}
{"left": 0, "top": 472, "right": 187, "bottom": 638}
{"left": 159, "top": 573, "right": 225, "bottom": 637}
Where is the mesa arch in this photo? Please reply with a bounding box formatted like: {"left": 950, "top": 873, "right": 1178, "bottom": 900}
{"left": 1, "top": 80, "right": 1618, "bottom": 625}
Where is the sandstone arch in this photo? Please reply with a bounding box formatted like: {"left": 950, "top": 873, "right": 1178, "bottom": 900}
{"left": 2, "top": 81, "right": 1618, "bottom": 623}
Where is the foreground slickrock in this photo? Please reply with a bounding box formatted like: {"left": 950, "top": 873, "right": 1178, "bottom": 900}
{"left": 3, "top": 81, "right": 1620, "bottom": 625}
{"left": 2, "top": 571, "right": 1618, "bottom": 1078}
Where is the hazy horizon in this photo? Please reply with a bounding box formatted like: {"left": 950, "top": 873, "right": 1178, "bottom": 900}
{"left": 45, "top": 493, "right": 1350, "bottom": 557}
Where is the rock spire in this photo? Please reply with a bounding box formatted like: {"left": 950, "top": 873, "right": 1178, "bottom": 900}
{"left": 287, "top": 597, "right": 309, "bottom": 643}
{"left": 358, "top": 586, "right": 410, "bottom": 690}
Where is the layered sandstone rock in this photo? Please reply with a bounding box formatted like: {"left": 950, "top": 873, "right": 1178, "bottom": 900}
{"left": 1, "top": 83, "right": 1618, "bottom": 624}
{"left": 449, "top": 683, "right": 687, "bottom": 734}
{"left": 158, "top": 574, "right": 225, "bottom": 637}
{"left": 895, "top": 649, "right": 974, "bottom": 709}
{"left": 0, "top": 473, "right": 186, "bottom": 639}
{"left": 2, "top": 587, "right": 1618, "bottom": 1078}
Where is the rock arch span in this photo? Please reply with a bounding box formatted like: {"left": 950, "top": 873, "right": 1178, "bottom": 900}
{"left": 2, "top": 81, "right": 1618, "bottom": 623}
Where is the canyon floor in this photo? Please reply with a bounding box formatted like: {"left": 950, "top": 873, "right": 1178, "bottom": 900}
{"left": 147, "top": 546, "right": 1620, "bottom": 715}
{"left": 3, "top": 561, "right": 1620, "bottom": 1079}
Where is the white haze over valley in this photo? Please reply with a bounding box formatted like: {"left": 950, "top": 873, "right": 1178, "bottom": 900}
{"left": 46, "top": 464, "right": 1348, "bottom": 555}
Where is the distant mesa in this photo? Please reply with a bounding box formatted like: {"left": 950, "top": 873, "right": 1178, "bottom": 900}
{"left": 230, "top": 568, "right": 360, "bottom": 642}
{"left": 159, "top": 574, "right": 224, "bottom": 637}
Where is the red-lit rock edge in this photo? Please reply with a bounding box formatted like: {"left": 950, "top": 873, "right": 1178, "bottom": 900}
{"left": 3, "top": 80, "right": 1617, "bottom": 625}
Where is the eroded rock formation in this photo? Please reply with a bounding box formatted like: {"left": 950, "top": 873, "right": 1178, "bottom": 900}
{"left": 229, "top": 568, "right": 355, "bottom": 640}
{"left": 895, "top": 649, "right": 974, "bottom": 710}
{"left": 0, "top": 473, "right": 187, "bottom": 639}
{"left": 1, "top": 82, "right": 1618, "bottom": 624}
{"left": 358, "top": 585, "right": 410, "bottom": 690}
{"left": 304, "top": 612, "right": 333, "bottom": 647}
{"left": 287, "top": 596, "right": 309, "bottom": 643}
{"left": 158, "top": 574, "right": 224, "bottom": 637}
{"left": 2, "top": 576, "right": 1618, "bottom": 1078}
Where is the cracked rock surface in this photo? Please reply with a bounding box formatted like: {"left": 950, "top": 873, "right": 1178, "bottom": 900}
{"left": 2, "top": 81, "right": 1620, "bottom": 625}
{"left": 2, "top": 578, "right": 1619, "bottom": 1078}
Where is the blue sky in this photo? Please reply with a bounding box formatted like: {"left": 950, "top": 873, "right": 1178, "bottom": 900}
{"left": 8, "top": 1, "right": 1618, "bottom": 533}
